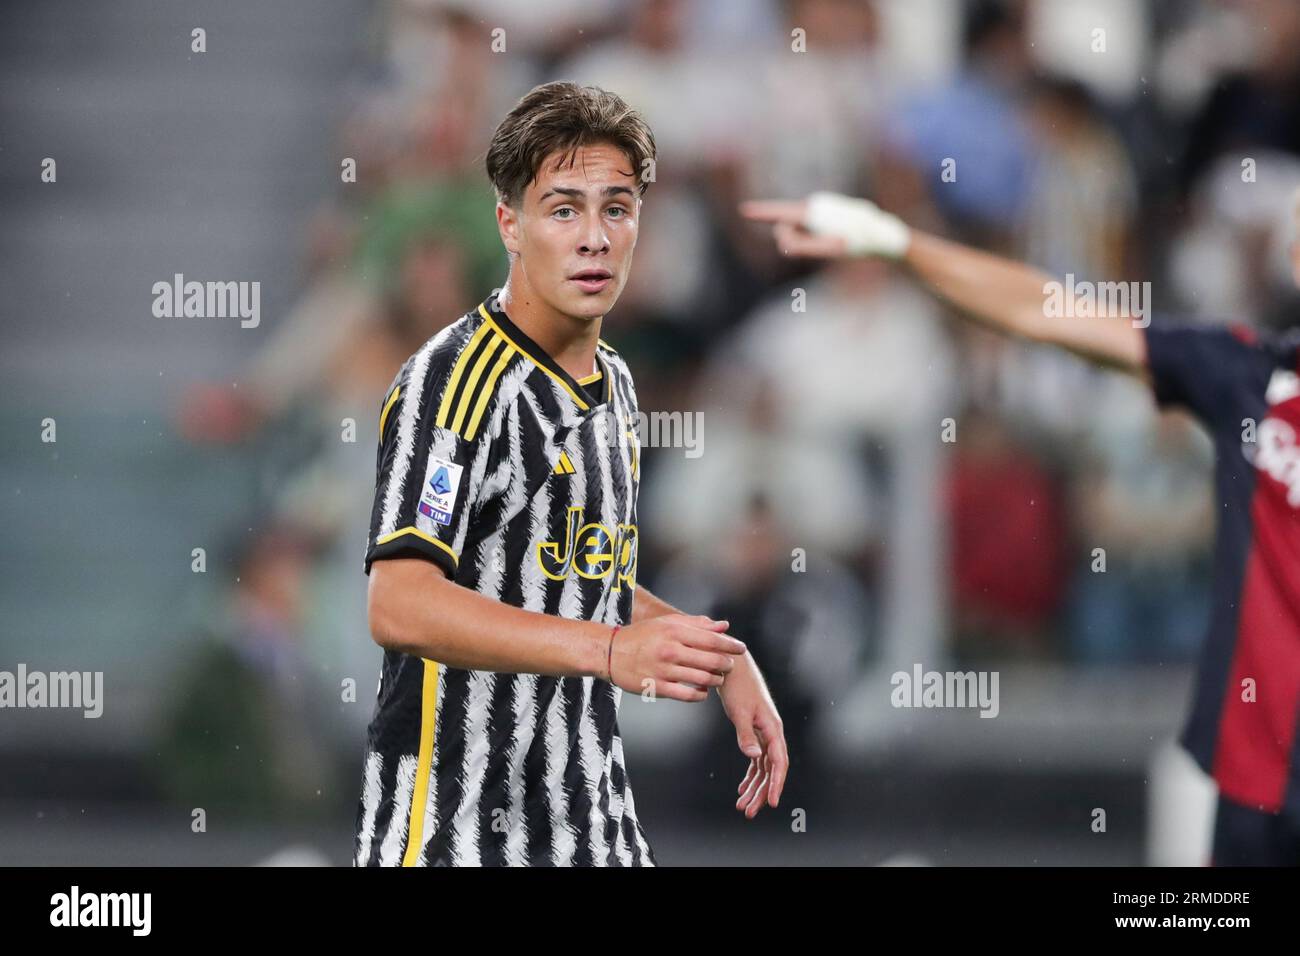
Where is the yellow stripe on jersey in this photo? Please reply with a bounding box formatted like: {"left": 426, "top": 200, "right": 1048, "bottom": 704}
{"left": 577, "top": 370, "right": 602, "bottom": 386}
{"left": 437, "top": 322, "right": 494, "bottom": 429}
{"left": 479, "top": 303, "right": 590, "bottom": 411}
{"left": 449, "top": 334, "right": 502, "bottom": 436}
{"left": 466, "top": 341, "right": 515, "bottom": 441}
{"left": 378, "top": 385, "right": 401, "bottom": 444}
{"left": 402, "top": 658, "right": 440, "bottom": 866}
{"left": 374, "top": 526, "right": 459, "bottom": 567}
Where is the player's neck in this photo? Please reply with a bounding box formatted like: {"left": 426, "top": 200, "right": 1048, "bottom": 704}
{"left": 497, "top": 274, "right": 601, "bottom": 381}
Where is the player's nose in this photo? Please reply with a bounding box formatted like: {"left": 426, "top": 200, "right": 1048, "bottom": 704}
{"left": 577, "top": 219, "right": 610, "bottom": 254}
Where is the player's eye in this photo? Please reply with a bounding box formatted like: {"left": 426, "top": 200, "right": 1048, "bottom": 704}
{"left": 553, "top": 206, "right": 576, "bottom": 220}
{"left": 607, "top": 205, "right": 628, "bottom": 219}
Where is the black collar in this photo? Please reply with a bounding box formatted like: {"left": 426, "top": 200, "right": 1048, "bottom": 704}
{"left": 479, "top": 291, "right": 611, "bottom": 410}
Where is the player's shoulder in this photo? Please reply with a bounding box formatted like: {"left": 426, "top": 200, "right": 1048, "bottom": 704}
{"left": 394, "top": 300, "right": 526, "bottom": 442}
{"left": 1219, "top": 321, "right": 1300, "bottom": 375}
{"left": 1144, "top": 314, "right": 1267, "bottom": 361}
{"left": 1145, "top": 316, "right": 1300, "bottom": 407}
{"left": 1260, "top": 324, "right": 1300, "bottom": 371}
{"left": 409, "top": 305, "right": 486, "bottom": 378}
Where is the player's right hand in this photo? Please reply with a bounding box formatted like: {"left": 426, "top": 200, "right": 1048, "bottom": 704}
{"left": 740, "top": 191, "right": 912, "bottom": 260}
{"left": 609, "top": 614, "right": 747, "bottom": 702}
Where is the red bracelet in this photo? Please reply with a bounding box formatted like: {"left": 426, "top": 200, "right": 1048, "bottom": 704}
{"left": 606, "top": 624, "right": 622, "bottom": 684}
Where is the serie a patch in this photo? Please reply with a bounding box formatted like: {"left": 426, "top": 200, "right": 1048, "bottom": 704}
{"left": 418, "top": 456, "right": 463, "bottom": 527}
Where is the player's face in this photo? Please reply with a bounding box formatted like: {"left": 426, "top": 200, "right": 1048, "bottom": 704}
{"left": 499, "top": 141, "right": 641, "bottom": 322}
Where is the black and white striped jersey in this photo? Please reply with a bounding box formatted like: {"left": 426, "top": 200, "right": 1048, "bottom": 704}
{"left": 353, "top": 289, "right": 654, "bottom": 867}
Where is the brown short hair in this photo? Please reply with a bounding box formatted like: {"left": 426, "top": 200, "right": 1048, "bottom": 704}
{"left": 485, "top": 81, "right": 656, "bottom": 207}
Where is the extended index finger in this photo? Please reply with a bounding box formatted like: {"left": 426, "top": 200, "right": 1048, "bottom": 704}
{"left": 772, "top": 221, "right": 849, "bottom": 259}
{"left": 738, "top": 198, "right": 807, "bottom": 224}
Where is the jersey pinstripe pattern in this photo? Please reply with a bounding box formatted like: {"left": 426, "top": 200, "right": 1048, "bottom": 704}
{"left": 354, "top": 290, "right": 653, "bottom": 866}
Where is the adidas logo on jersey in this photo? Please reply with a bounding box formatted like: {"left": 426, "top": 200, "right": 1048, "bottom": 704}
{"left": 552, "top": 451, "right": 576, "bottom": 476}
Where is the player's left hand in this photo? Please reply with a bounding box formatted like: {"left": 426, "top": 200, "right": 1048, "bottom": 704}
{"left": 717, "top": 654, "right": 788, "bottom": 819}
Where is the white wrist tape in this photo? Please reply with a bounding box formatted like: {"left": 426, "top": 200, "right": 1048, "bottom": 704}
{"left": 803, "top": 191, "right": 911, "bottom": 258}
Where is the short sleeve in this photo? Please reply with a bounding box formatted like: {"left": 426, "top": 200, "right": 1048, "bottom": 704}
{"left": 1143, "top": 320, "right": 1262, "bottom": 429}
{"left": 364, "top": 344, "right": 499, "bottom": 579}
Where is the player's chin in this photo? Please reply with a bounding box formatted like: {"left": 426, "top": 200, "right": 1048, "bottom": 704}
{"left": 560, "top": 282, "right": 621, "bottom": 318}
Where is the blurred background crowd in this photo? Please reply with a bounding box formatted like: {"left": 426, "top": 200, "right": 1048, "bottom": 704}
{"left": 3, "top": 0, "right": 1300, "bottom": 865}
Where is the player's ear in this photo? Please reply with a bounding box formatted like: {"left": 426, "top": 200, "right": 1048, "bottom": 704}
{"left": 497, "top": 200, "right": 521, "bottom": 256}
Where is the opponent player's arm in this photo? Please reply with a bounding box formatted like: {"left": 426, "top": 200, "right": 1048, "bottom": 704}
{"left": 741, "top": 193, "right": 1147, "bottom": 376}
{"left": 368, "top": 558, "right": 746, "bottom": 702}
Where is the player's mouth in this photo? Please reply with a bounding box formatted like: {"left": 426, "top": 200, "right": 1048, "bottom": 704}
{"left": 568, "top": 269, "right": 613, "bottom": 294}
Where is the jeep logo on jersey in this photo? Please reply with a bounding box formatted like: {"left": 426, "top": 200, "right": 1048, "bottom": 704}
{"left": 537, "top": 505, "right": 637, "bottom": 590}
{"left": 417, "top": 456, "right": 463, "bottom": 527}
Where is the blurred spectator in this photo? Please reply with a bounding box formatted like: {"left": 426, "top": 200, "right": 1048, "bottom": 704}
{"left": 739, "top": 0, "right": 891, "bottom": 203}
{"left": 1021, "top": 75, "right": 1137, "bottom": 281}
{"left": 962, "top": 74, "right": 1140, "bottom": 438}
{"left": 945, "top": 409, "right": 1069, "bottom": 661}
{"left": 1024, "top": 0, "right": 1151, "bottom": 104}
{"left": 563, "top": 0, "right": 744, "bottom": 168}
{"left": 1177, "top": 0, "right": 1300, "bottom": 196}
{"left": 1067, "top": 404, "right": 1213, "bottom": 664}
{"left": 354, "top": 174, "right": 503, "bottom": 306}
{"left": 154, "top": 524, "right": 348, "bottom": 821}
{"left": 1167, "top": 152, "right": 1300, "bottom": 323}
{"left": 880, "top": 0, "right": 1035, "bottom": 247}
{"left": 646, "top": 258, "right": 953, "bottom": 558}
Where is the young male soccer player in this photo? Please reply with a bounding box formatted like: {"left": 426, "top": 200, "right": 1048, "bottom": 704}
{"left": 353, "top": 82, "right": 787, "bottom": 866}
{"left": 743, "top": 190, "right": 1300, "bottom": 865}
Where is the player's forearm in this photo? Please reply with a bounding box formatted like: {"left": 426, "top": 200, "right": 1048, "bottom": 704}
{"left": 902, "top": 230, "right": 1146, "bottom": 374}
{"left": 754, "top": 191, "right": 1141, "bottom": 372}
{"left": 902, "top": 230, "right": 1061, "bottom": 341}
{"left": 368, "top": 558, "right": 612, "bottom": 678}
